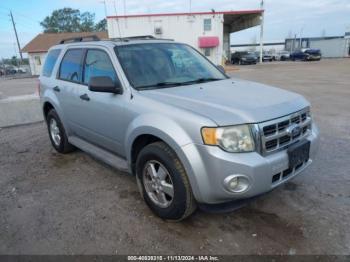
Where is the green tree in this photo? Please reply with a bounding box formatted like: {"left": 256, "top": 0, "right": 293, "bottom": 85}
{"left": 40, "top": 8, "right": 96, "bottom": 33}
{"left": 80, "top": 12, "right": 96, "bottom": 32}
{"left": 95, "top": 18, "right": 107, "bottom": 32}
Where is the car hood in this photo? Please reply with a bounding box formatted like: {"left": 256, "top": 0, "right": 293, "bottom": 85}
{"left": 139, "top": 78, "right": 309, "bottom": 126}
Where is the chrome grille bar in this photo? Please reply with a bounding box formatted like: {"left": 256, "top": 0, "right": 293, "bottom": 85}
{"left": 257, "top": 108, "right": 312, "bottom": 155}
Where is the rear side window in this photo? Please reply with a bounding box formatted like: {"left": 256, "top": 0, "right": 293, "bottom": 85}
{"left": 42, "top": 49, "right": 61, "bottom": 77}
{"left": 59, "top": 49, "right": 84, "bottom": 82}
{"left": 83, "top": 49, "right": 118, "bottom": 84}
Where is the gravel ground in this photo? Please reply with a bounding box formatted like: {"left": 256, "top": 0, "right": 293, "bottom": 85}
{"left": 0, "top": 59, "right": 349, "bottom": 255}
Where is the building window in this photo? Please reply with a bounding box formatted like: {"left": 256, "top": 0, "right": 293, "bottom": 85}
{"left": 34, "top": 56, "right": 41, "bottom": 65}
{"left": 203, "top": 18, "right": 211, "bottom": 31}
{"left": 204, "top": 48, "right": 211, "bottom": 57}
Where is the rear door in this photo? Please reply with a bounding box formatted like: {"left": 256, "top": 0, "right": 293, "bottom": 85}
{"left": 56, "top": 48, "right": 88, "bottom": 137}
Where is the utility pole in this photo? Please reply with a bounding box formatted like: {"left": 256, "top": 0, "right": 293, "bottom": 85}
{"left": 10, "top": 11, "right": 23, "bottom": 63}
{"left": 299, "top": 26, "right": 304, "bottom": 48}
{"left": 259, "top": 0, "right": 264, "bottom": 63}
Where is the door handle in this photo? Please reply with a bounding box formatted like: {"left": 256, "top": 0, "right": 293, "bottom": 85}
{"left": 53, "top": 86, "right": 60, "bottom": 92}
{"left": 80, "top": 93, "right": 90, "bottom": 101}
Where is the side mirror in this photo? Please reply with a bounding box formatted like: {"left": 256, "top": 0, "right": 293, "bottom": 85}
{"left": 217, "top": 65, "right": 226, "bottom": 74}
{"left": 88, "top": 76, "right": 123, "bottom": 94}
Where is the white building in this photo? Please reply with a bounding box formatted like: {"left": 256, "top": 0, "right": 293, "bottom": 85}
{"left": 285, "top": 33, "right": 350, "bottom": 58}
{"left": 107, "top": 10, "right": 262, "bottom": 65}
{"left": 22, "top": 32, "right": 108, "bottom": 75}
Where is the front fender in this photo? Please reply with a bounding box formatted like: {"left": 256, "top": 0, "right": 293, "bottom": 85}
{"left": 125, "top": 113, "right": 205, "bottom": 201}
{"left": 125, "top": 114, "right": 194, "bottom": 162}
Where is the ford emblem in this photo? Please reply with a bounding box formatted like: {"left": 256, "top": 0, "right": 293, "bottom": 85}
{"left": 286, "top": 124, "right": 302, "bottom": 137}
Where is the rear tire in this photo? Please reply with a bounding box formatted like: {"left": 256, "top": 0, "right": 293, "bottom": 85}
{"left": 46, "top": 109, "right": 75, "bottom": 154}
{"left": 136, "top": 142, "right": 196, "bottom": 221}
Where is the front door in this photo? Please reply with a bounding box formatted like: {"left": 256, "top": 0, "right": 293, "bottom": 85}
{"left": 75, "top": 48, "right": 127, "bottom": 155}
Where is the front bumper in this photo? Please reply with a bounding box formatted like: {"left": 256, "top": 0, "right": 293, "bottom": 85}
{"left": 179, "top": 123, "right": 319, "bottom": 204}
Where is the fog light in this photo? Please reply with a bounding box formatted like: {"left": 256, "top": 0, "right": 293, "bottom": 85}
{"left": 229, "top": 177, "right": 239, "bottom": 189}
{"left": 224, "top": 175, "right": 250, "bottom": 193}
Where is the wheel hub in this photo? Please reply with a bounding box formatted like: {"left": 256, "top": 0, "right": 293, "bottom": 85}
{"left": 142, "top": 160, "right": 174, "bottom": 208}
{"left": 49, "top": 118, "right": 61, "bottom": 146}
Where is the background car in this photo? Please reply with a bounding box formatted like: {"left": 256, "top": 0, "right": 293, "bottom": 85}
{"left": 276, "top": 51, "right": 290, "bottom": 61}
{"left": 17, "top": 67, "right": 27, "bottom": 73}
{"left": 255, "top": 51, "right": 273, "bottom": 62}
{"left": 290, "top": 48, "right": 322, "bottom": 61}
{"left": 231, "top": 51, "right": 257, "bottom": 65}
{"left": 4, "top": 65, "right": 17, "bottom": 75}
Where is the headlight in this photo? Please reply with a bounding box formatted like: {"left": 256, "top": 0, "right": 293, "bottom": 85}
{"left": 201, "top": 125, "right": 255, "bottom": 152}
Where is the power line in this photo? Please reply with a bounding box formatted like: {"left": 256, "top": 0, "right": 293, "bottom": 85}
{"left": 13, "top": 10, "right": 40, "bottom": 24}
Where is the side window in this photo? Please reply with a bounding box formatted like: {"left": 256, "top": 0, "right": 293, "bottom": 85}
{"left": 203, "top": 18, "right": 211, "bottom": 31}
{"left": 59, "top": 49, "right": 84, "bottom": 82}
{"left": 84, "top": 49, "right": 118, "bottom": 85}
{"left": 42, "top": 49, "right": 61, "bottom": 77}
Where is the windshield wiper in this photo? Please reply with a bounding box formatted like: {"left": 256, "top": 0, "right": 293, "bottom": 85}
{"left": 137, "top": 81, "right": 184, "bottom": 90}
{"left": 137, "top": 78, "right": 223, "bottom": 90}
{"left": 181, "top": 77, "right": 223, "bottom": 85}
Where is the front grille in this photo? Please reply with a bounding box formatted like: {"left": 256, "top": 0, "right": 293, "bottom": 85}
{"left": 258, "top": 109, "right": 312, "bottom": 155}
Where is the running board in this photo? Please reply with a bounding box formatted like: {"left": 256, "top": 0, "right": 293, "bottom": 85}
{"left": 68, "top": 136, "right": 130, "bottom": 173}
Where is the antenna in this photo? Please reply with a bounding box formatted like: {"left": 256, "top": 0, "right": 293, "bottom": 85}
{"left": 123, "top": 0, "right": 126, "bottom": 16}
{"left": 113, "top": 0, "right": 122, "bottom": 38}
{"left": 100, "top": 0, "right": 108, "bottom": 17}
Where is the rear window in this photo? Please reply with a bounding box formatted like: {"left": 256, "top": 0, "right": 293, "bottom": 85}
{"left": 42, "top": 49, "right": 61, "bottom": 77}
{"left": 59, "top": 49, "right": 84, "bottom": 83}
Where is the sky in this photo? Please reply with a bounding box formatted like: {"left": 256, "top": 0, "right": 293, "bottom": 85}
{"left": 0, "top": 0, "right": 349, "bottom": 58}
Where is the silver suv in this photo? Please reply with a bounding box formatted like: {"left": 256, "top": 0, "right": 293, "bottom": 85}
{"left": 39, "top": 36, "right": 319, "bottom": 221}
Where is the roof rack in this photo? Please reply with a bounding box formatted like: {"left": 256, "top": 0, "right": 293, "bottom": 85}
{"left": 111, "top": 35, "right": 174, "bottom": 42}
{"left": 112, "top": 35, "right": 155, "bottom": 41}
{"left": 59, "top": 35, "right": 100, "bottom": 44}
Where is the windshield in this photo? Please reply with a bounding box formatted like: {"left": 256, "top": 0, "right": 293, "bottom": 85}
{"left": 114, "top": 43, "right": 227, "bottom": 90}
{"left": 246, "top": 52, "right": 256, "bottom": 57}
{"left": 305, "top": 49, "right": 321, "bottom": 55}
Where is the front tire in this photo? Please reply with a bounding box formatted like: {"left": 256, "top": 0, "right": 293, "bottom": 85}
{"left": 46, "top": 109, "right": 75, "bottom": 154}
{"left": 136, "top": 142, "right": 196, "bottom": 221}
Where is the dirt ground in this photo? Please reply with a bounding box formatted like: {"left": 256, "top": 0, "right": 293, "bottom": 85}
{"left": 0, "top": 59, "right": 349, "bottom": 255}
